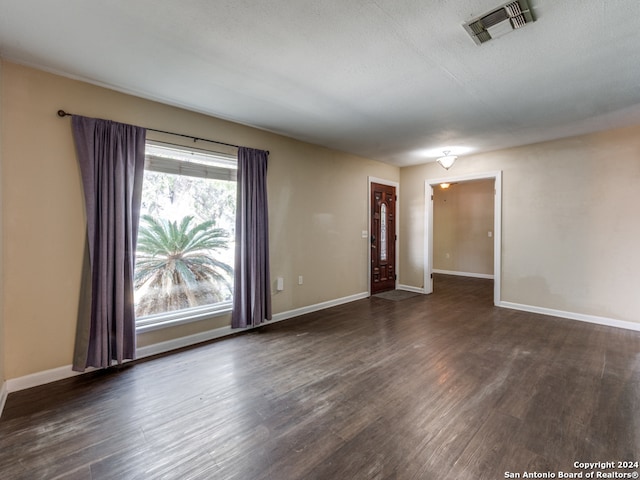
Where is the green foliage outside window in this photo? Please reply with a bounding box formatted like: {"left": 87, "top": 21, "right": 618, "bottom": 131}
{"left": 134, "top": 169, "right": 235, "bottom": 318}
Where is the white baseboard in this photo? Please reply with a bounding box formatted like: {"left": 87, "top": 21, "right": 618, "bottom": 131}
{"left": 5, "top": 291, "right": 370, "bottom": 394}
{"left": 6, "top": 365, "right": 97, "bottom": 394}
{"left": 397, "top": 284, "right": 426, "bottom": 294}
{"left": 0, "top": 381, "right": 8, "bottom": 419}
{"left": 499, "top": 301, "right": 640, "bottom": 333}
{"left": 433, "top": 269, "right": 494, "bottom": 279}
{"left": 136, "top": 326, "right": 236, "bottom": 359}
{"left": 270, "top": 292, "right": 369, "bottom": 323}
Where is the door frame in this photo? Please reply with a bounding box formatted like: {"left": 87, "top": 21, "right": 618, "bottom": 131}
{"left": 424, "top": 171, "right": 502, "bottom": 305}
{"left": 368, "top": 177, "right": 400, "bottom": 296}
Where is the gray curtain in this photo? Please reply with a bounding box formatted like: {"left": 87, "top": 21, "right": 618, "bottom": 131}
{"left": 231, "top": 147, "right": 272, "bottom": 328}
{"left": 71, "top": 115, "right": 146, "bottom": 371}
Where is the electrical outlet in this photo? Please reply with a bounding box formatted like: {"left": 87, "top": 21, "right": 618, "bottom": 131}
{"left": 298, "top": 275, "right": 304, "bottom": 285}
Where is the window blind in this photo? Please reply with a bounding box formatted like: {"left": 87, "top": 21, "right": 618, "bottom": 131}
{"left": 145, "top": 142, "right": 237, "bottom": 181}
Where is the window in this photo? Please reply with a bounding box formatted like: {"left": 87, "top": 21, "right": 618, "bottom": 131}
{"left": 134, "top": 142, "right": 236, "bottom": 332}
{"left": 380, "top": 203, "right": 387, "bottom": 261}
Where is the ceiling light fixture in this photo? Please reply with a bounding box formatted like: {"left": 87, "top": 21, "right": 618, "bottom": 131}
{"left": 436, "top": 151, "right": 457, "bottom": 170}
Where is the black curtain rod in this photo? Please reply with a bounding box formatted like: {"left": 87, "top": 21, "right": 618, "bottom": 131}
{"left": 57, "top": 110, "right": 269, "bottom": 154}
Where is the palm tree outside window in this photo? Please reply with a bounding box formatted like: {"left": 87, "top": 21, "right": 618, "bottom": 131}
{"left": 134, "top": 143, "right": 236, "bottom": 329}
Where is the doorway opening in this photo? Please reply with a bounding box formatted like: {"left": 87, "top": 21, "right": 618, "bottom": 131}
{"left": 424, "top": 171, "right": 502, "bottom": 305}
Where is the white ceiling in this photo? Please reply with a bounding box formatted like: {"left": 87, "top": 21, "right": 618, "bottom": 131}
{"left": 1, "top": 0, "right": 640, "bottom": 166}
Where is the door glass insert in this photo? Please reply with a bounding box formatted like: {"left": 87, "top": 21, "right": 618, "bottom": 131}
{"left": 380, "top": 203, "right": 387, "bottom": 261}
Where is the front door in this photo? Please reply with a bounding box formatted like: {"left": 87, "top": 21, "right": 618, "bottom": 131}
{"left": 371, "top": 183, "right": 396, "bottom": 294}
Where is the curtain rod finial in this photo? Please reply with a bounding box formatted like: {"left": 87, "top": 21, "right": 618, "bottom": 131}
{"left": 57, "top": 110, "right": 69, "bottom": 117}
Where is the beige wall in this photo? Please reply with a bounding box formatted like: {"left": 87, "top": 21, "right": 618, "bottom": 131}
{"left": 433, "top": 179, "right": 494, "bottom": 275}
{"left": 0, "top": 59, "right": 5, "bottom": 387}
{"left": 0, "top": 61, "right": 399, "bottom": 379}
{"left": 400, "top": 127, "right": 640, "bottom": 324}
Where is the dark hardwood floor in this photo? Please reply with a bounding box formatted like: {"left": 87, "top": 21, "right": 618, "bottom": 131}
{"left": 1, "top": 274, "right": 639, "bottom": 480}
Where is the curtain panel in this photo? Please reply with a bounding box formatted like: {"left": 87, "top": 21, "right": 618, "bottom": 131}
{"left": 231, "top": 147, "right": 272, "bottom": 328}
{"left": 71, "top": 115, "right": 146, "bottom": 371}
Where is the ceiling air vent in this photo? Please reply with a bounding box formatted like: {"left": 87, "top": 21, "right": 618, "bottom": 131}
{"left": 463, "top": 0, "right": 535, "bottom": 45}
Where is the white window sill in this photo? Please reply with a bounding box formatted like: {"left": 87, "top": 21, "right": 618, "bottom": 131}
{"left": 135, "top": 301, "right": 233, "bottom": 334}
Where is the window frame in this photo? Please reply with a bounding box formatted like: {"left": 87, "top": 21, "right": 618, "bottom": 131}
{"left": 135, "top": 301, "right": 233, "bottom": 333}
{"left": 134, "top": 141, "right": 237, "bottom": 333}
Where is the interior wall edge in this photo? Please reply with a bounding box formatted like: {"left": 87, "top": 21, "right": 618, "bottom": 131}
{"left": 0, "top": 381, "right": 7, "bottom": 420}
{"left": 0, "top": 58, "right": 5, "bottom": 418}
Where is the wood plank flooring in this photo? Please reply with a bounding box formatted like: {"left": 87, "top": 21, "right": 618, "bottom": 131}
{"left": 1, "top": 274, "right": 639, "bottom": 480}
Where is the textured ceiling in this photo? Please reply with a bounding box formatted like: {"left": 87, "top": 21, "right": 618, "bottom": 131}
{"left": 1, "top": 0, "right": 640, "bottom": 166}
